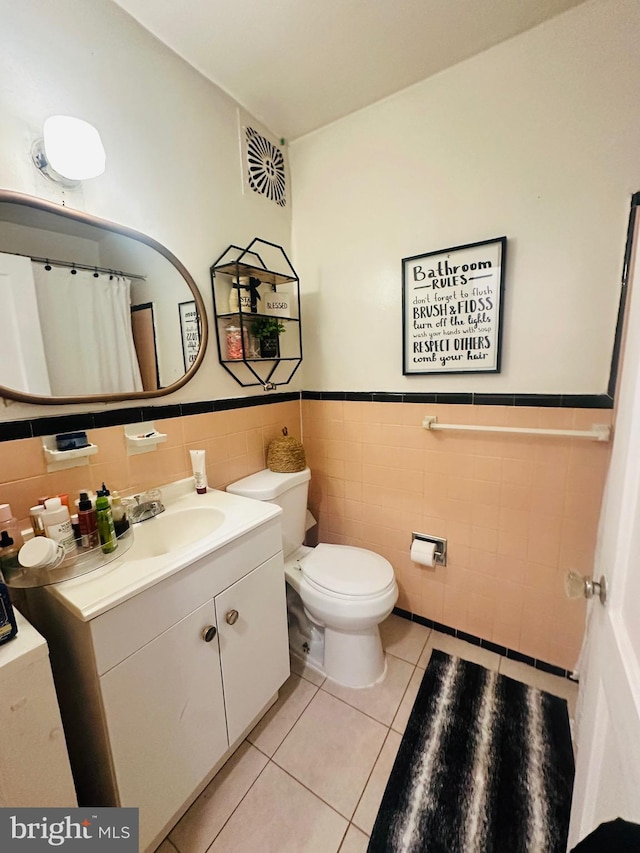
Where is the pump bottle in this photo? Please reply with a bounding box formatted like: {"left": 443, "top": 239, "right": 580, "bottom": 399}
{"left": 96, "top": 486, "right": 117, "bottom": 554}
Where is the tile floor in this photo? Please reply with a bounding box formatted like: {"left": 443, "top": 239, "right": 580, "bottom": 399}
{"left": 156, "top": 615, "right": 578, "bottom": 853}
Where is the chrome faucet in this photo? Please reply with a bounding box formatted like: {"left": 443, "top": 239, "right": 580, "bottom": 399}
{"left": 128, "top": 489, "right": 165, "bottom": 524}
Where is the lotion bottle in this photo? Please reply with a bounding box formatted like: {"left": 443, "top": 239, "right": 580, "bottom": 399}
{"left": 41, "top": 497, "right": 77, "bottom": 561}
{"left": 190, "top": 449, "right": 208, "bottom": 494}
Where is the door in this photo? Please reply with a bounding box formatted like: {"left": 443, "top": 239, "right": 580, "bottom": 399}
{"left": 100, "top": 601, "right": 228, "bottom": 851}
{"left": 131, "top": 302, "right": 160, "bottom": 391}
{"left": 216, "top": 553, "right": 290, "bottom": 745}
{"left": 568, "top": 215, "right": 640, "bottom": 845}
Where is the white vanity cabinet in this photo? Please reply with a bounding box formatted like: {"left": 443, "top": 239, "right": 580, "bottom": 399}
{"left": 99, "top": 600, "right": 229, "bottom": 844}
{"left": 27, "top": 516, "right": 289, "bottom": 853}
{"left": 215, "top": 552, "right": 291, "bottom": 743}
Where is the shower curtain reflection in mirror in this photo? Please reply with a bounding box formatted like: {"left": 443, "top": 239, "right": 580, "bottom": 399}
{"left": 31, "top": 262, "right": 143, "bottom": 396}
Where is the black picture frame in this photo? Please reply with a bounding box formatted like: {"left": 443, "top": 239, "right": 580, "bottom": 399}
{"left": 402, "top": 236, "right": 507, "bottom": 375}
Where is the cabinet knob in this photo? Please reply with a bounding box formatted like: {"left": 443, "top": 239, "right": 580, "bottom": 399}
{"left": 202, "top": 625, "right": 217, "bottom": 642}
{"left": 225, "top": 609, "right": 239, "bottom": 625}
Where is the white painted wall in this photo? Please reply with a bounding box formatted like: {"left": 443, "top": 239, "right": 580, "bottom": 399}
{"left": 289, "top": 0, "right": 640, "bottom": 394}
{"left": 0, "top": 0, "right": 292, "bottom": 421}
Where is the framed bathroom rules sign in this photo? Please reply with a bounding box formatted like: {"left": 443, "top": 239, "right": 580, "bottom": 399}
{"left": 402, "top": 236, "right": 506, "bottom": 375}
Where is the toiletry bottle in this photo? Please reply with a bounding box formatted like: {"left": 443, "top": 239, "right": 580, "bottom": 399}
{"left": 96, "top": 487, "right": 117, "bottom": 554}
{"left": 0, "top": 530, "right": 20, "bottom": 578}
{"left": 111, "top": 491, "right": 129, "bottom": 537}
{"left": 42, "top": 497, "right": 77, "bottom": 561}
{"left": 190, "top": 449, "right": 208, "bottom": 494}
{"left": 77, "top": 492, "right": 99, "bottom": 549}
{"left": 71, "top": 513, "right": 81, "bottom": 543}
{"left": 29, "top": 505, "right": 46, "bottom": 537}
{"left": 0, "top": 504, "right": 22, "bottom": 551}
{"left": 0, "top": 581, "right": 18, "bottom": 645}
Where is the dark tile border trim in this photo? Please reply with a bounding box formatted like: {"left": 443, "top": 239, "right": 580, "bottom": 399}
{"left": 303, "top": 390, "right": 613, "bottom": 409}
{"left": 0, "top": 386, "right": 613, "bottom": 444}
{"left": 392, "top": 606, "right": 576, "bottom": 681}
{"left": 0, "top": 391, "right": 300, "bottom": 443}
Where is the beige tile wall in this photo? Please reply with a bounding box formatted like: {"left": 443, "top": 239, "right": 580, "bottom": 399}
{"left": 0, "top": 400, "right": 301, "bottom": 526}
{"left": 0, "top": 396, "right": 612, "bottom": 672}
{"left": 302, "top": 400, "right": 613, "bottom": 671}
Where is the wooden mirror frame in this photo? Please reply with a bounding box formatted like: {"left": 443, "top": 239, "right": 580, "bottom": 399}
{"left": 0, "top": 190, "right": 208, "bottom": 405}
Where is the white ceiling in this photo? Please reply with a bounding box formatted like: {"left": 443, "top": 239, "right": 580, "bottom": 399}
{"left": 111, "top": 0, "right": 587, "bottom": 141}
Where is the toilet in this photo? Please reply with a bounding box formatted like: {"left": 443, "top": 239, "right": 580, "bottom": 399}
{"left": 227, "top": 467, "right": 398, "bottom": 688}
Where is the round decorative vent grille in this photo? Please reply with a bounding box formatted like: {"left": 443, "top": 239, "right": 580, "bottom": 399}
{"left": 246, "top": 127, "right": 286, "bottom": 207}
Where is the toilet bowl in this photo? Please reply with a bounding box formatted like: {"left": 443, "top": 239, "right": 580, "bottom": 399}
{"left": 286, "top": 544, "right": 398, "bottom": 687}
{"left": 227, "top": 468, "right": 398, "bottom": 688}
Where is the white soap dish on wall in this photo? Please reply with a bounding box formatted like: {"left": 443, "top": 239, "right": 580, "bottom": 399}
{"left": 124, "top": 422, "right": 167, "bottom": 455}
{"left": 42, "top": 436, "right": 98, "bottom": 472}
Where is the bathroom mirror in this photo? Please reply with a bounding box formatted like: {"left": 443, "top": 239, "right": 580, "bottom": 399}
{"left": 0, "top": 190, "right": 208, "bottom": 404}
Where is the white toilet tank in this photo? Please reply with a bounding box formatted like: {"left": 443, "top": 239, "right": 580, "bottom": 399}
{"left": 227, "top": 468, "right": 311, "bottom": 558}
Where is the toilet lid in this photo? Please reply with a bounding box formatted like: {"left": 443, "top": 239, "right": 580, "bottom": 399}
{"left": 302, "top": 544, "right": 394, "bottom": 596}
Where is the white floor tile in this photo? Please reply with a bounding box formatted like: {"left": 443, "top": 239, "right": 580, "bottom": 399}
{"left": 418, "top": 631, "right": 501, "bottom": 671}
{"left": 498, "top": 656, "right": 541, "bottom": 686}
{"left": 290, "top": 652, "right": 326, "bottom": 686}
{"left": 379, "top": 614, "right": 431, "bottom": 664}
{"left": 273, "top": 689, "right": 387, "bottom": 819}
{"left": 352, "top": 729, "right": 402, "bottom": 835}
{"left": 159, "top": 632, "right": 580, "bottom": 851}
{"left": 322, "top": 654, "right": 415, "bottom": 725}
{"left": 154, "top": 840, "right": 178, "bottom": 853}
{"left": 535, "top": 671, "right": 578, "bottom": 717}
{"left": 339, "top": 824, "right": 370, "bottom": 853}
{"left": 499, "top": 658, "right": 578, "bottom": 717}
{"left": 248, "top": 673, "right": 318, "bottom": 756}
{"left": 208, "top": 762, "right": 347, "bottom": 853}
{"left": 169, "top": 741, "right": 267, "bottom": 853}
{"left": 391, "top": 665, "right": 426, "bottom": 734}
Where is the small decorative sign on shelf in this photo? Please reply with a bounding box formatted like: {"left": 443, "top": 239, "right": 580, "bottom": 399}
{"left": 263, "top": 290, "right": 291, "bottom": 318}
{"left": 402, "top": 236, "right": 506, "bottom": 375}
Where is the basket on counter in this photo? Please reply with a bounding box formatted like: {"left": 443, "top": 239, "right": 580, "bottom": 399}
{"left": 267, "top": 427, "right": 306, "bottom": 473}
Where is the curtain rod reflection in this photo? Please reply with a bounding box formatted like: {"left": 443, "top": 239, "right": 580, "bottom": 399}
{"left": 9, "top": 249, "right": 146, "bottom": 280}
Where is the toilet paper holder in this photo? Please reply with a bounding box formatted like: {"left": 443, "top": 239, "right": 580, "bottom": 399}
{"left": 411, "top": 532, "right": 447, "bottom": 567}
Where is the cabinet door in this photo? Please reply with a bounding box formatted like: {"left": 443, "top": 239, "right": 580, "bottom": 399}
{"left": 100, "top": 601, "right": 227, "bottom": 849}
{"left": 215, "top": 553, "right": 290, "bottom": 744}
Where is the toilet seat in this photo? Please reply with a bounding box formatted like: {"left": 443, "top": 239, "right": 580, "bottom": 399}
{"left": 301, "top": 543, "right": 394, "bottom": 597}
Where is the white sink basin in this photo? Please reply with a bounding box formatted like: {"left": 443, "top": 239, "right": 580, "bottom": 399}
{"left": 48, "top": 478, "right": 283, "bottom": 622}
{"left": 125, "top": 507, "right": 225, "bottom": 560}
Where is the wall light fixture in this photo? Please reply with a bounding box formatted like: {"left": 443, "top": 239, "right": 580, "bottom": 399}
{"left": 32, "top": 115, "right": 106, "bottom": 185}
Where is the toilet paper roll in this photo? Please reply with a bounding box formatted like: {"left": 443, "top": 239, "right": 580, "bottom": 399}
{"left": 410, "top": 538, "right": 437, "bottom": 567}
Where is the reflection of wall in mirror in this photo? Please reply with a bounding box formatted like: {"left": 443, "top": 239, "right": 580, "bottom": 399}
{"left": 0, "top": 212, "right": 198, "bottom": 397}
